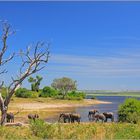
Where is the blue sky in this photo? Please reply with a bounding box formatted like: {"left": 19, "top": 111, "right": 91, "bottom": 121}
{"left": 0, "top": 1, "right": 140, "bottom": 90}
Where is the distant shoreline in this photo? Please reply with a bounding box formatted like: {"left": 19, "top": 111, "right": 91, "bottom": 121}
{"left": 86, "top": 93, "right": 140, "bottom": 97}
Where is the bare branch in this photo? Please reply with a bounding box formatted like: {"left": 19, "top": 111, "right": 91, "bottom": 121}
{"left": 0, "top": 21, "right": 15, "bottom": 75}
{"left": 1, "top": 53, "right": 15, "bottom": 66}
{"left": 0, "top": 81, "right": 4, "bottom": 89}
{"left": 0, "top": 69, "right": 7, "bottom": 75}
{"left": 4, "top": 41, "right": 50, "bottom": 106}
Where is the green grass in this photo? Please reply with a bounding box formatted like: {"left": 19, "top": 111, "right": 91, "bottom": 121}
{"left": 1, "top": 121, "right": 140, "bottom": 140}
{"left": 86, "top": 92, "right": 140, "bottom": 97}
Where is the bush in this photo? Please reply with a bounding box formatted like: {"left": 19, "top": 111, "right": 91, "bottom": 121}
{"left": 0, "top": 87, "right": 8, "bottom": 98}
{"left": 118, "top": 98, "right": 140, "bottom": 123}
{"left": 91, "top": 95, "right": 97, "bottom": 100}
{"left": 66, "top": 91, "right": 86, "bottom": 100}
{"left": 39, "top": 86, "right": 58, "bottom": 97}
{"left": 29, "top": 119, "right": 57, "bottom": 139}
{"left": 15, "top": 88, "right": 39, "bottom": 98}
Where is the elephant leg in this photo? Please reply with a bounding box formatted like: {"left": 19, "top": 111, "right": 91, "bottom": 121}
{"left": 68, "top": 118, "right": 70, "bottom": 123}
{"left": 78, "top": 119, "right": 80, "bottom": 123}
{"left": 64, "top": 118, "right": 66, "bottom": 123}
{"left": 72, "top": 119, "right": 75, "bottom": 123}
{"left": 72, "top": 118, "right": 75, "bottom": 123}
{"left": 92, "top": 115, "right": 95, "bottom": 121}
{"left": 95, "top": 118, "right": 98, "bottom": 122}
{"left": 111, "top": 116, "right": 114, "bottom": 122}
{"left": 88, "top": 115, "right": 91, "bottom": 121}
{"left": 72, "top": 118, "right": 74, "bottom": 123}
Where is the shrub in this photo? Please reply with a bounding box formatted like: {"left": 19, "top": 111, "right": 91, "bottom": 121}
{"left": 91, "top": 95, "right": 97, "bottom": 100}
{"left": 66, "top": 91, "right": 86, "bottom": 100}
{"left": 29, "top": 119, "right": 47, "bottom": 138}
{"left": 118, "top": 98, "right": 140, "bottom": 123}
{"left": 15, "top": 88, "right": 39, "bottom": 98}
{"left": 39, "top": 86, "right": 58, "bottom": 97}
{"left": 15, "top": 88, "right": 28, "bottom": 97}
{"left": 0, "top": 87, "right": 8, "bottom": 98}
{"left": 29, "top": 119, "right": 57, "bottom": 139}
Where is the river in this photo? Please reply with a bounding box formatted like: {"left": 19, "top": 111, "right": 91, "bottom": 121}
{"left": 46, "top": 96, "right": 140, "bottom": 123}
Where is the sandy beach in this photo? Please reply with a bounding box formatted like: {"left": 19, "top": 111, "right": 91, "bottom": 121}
{"left": 11, "top": 99, "right": 112, "bottom": 110}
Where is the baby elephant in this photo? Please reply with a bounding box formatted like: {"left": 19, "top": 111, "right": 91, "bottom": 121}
{"left": 28, "top": 114, "right": 39, "bottom": 121}
{"left": 70, "top": 113, "right": 81, "bottom": 123}
{"left": 103, "top": 112, "right": 114, "bottom": 122}
{"left": 94, "top": 113, "right": 106, "bottom": 122}
{"left": 6, "top": 112, "right": 14, "bottom": 123}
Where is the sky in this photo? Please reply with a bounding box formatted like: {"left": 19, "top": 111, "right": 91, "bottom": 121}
{"left": 0, "top": 1, "right": 140, "bottom": 90}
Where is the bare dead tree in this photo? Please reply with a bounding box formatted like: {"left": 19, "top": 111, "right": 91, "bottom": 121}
{"left": 0, "top": 22, "right": 50, "bottom": 125}
{"left": 0, "top": 22, "right": 15, "bottom": 66}
{"left": 0, "top": 22, "right": 15, "bottom": 125}
{"left": 0, "top": 42, "right": 50, "bottom": 125}
{"left": 0, "top": 22, "right": 15, "bottom": 88}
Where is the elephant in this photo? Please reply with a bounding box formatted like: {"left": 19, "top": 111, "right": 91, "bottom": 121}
{"left": 88, "top": 109, "right": 99, "bottom": 121}
{"left": 6, "top": 112, "right": 14, "bottom": 123}
{"left": 103, "top": 112, "right": 114, "bottom": 122}
{"left": 28, "top": 114, "right": 39, "bottom": 121}
{"left": 93, "top": 113, "right": 106, "bottom": 122}
{"left": 58, "top": 113, "right": 71, "bottom": 123}
{"left": 70, "top": 113, "right": 81, "bottom": 123}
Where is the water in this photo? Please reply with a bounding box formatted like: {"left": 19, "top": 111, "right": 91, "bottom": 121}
{"left": 46, "top": 96, "right": 140, "bottom": 123}
{"left": 76, "top": 96, "right": 130, "bottom": 122}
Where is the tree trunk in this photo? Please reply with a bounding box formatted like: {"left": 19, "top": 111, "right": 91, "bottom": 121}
{"left": 1, "top": 109, "right": 7, "bottom": 125}
{"left": 0, "top": 93, "right": 7, "bottom": 125}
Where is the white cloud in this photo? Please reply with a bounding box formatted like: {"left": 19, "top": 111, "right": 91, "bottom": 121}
{"left": 48, "top": 53, "right": 140, "bottom": 77}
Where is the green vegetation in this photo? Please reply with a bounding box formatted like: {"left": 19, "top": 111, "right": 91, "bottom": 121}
{"left": 28, "top": 75, "right": 43, "bottom": 92}
{"left": 1, "top": 87, "right": 8, "bottom": 98}
{"left": 66, "top": 91, "right": 86, "bottom": 100}
{"left": 51, "top": 77, "right": 77, "bottom": 99}
{"left": 118, "top": 98, "right": 140, "bottom": 123}
{"left": 39, "top": 86, "right": 58, "bottom": 97}
{"left": 86, "top": 91, "right": 140, "bottom": 97}
{"left": 15, "top": 88, "right": 39, "bottom": 98}
{"left": 29, "top": 120, "right": 140, "bottom": 139}
{"left": 1, "top": 120, "right": 140, "bottom": 140}
{"left": 14, "top": 87, "right": 85, "bottom": 100}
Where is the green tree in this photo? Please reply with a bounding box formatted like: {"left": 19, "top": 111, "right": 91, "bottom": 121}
{"left": 118, "top": 98, "right": 140, "bottom": 123}
{"left": 39, "top": 86, "right": 58, "bottom": 97}
{"left": 28, "top": 76, "right": 43, "bottom": 92}
{"left": 51, "top": 77, "right": 77, "bottom": 99}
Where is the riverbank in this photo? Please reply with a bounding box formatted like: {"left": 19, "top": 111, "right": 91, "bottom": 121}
{"left": 7, "top": 97, "right": 112, "bottom": 123}
{"left": 86, "top": 92, "right": 140, "bottom": 97}
{"left": 10, "top": 98, "right": 112, "bottom": 110}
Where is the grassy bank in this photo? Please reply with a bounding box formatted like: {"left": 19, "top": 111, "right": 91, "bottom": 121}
{"left": 1, "top": 122, "right": 140, "bottom": 140}
{"left": 86, "top": 92, "right": 140, "bottom": 97}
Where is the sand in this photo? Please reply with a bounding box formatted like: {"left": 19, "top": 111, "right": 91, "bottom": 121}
{"left": 11, "top": 99, "right": 112, "bottom": 110}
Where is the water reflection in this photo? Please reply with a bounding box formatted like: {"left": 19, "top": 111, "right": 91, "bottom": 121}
{"left": 46, "top": 96, "right": 140, "bottom": 123}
